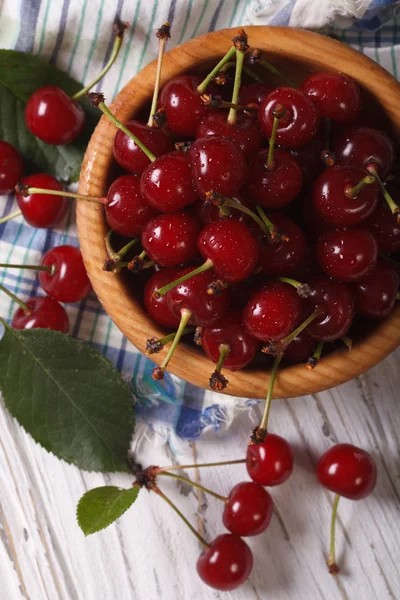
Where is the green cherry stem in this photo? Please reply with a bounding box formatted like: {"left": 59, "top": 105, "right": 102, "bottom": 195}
{"left": 278, "top": 276, "right": 311, "bottom": 298}
{"left": 227, "top": 47, "right": 246, "bottom": 125}
{"left": 380, "top": 253, "right": 400, "bottom": 269}
{"left": 328, "top": 493, "right": 341, "bottom": 574}
{"left": 258, "top": 353, "right": 284, "bottom": 433}
{"left": 344, "top": 175, "right": 375, "bottom": 199}
{"left": 88, "top": 93, "right": 157, "bottom": 162}
{"left": 145, "top": 327, "right": 194, "bottom": 355}
{"left": 105, "top": 232, "right": 139, "bottom": 262}
{"left": 148, "top": 22, "right": 171, "bottom": 127}
{"left": 152, "top": 308, "right": 192, "bottom": 379}
{"left": 0, "top": 284, "right": 31, "bottom": 313}
{"left": 267, "top": 104, "right": 286, "bottom": 169}
{"left": 262, "top": 309, "right": 321, "bottom": 356}
{"left": 72, "top": 20, "right": 127, "bottom": 101}
{"left": 0, "top": 209, "right": 23, "bottom": 225}
{"left": 306, "top": 341, "right": 324, "bottom": 370}
{"left": 196, "top": 47, "right": 237, "bottom": 95}
{"left": 218, "top": 61, "right": 264, "bottom": 83}
{"left": 209, "top": 343, "right": 230, "bottom": 391}
{"left": 256, "top": 205, "right": 289, "bottom": 242}
{"left": 156, "top": 458, "right": 247, "bottom": 474}
{"left": 206, "top": 191, "right": 268, "bottom": 235}
{"left": 153, "top": 486, "right": 210, "bottom": 548}
{"left": 396, "top": 292, "right": 400, "bottom": 300}
{"left": 159, "top": 471, "right": 228, "bottom": 502}
{"left": 0, "top": 263, "right": 53, "bottom": 274}
{"left": 367, "top": 165, "right": 400, "bottom": 220}
{"left": 341, "top": 335, "right": 352, "bottom": 350}
{"left": 15, "top": 184, "right": 107, "bottom": 205}
{"left": 249, "top": 48, "right": 296, "bottom": 87}
{"left": 154, "top": 259, "right": 214, "bottom": 298}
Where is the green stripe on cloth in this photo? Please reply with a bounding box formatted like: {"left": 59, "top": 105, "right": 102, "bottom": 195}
{"left": 82, "top": 0, "right": 105, "bottom": 83}
{"left": 137, "top": 0, "right": 159, "bottom": 71}
{"left": 191, "top": 0, "right": 209, "bottom": 38}
{"left": 67, "top": 0, "right": 89, "bottom": 74}
{"left": 228, "top": 0, "right": 241, "bottom": 27}
{"left": 178, "top": 0, "right": 193, "bottom": 44}
{"left": 38, "top": 0, "right": 52, "bottom": 55}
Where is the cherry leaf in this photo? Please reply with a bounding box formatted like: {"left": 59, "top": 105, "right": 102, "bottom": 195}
{"left": 0, "top": 326, "right": 134, "bottom": 472}
{"left": 77, "top": 486, "right": 140, "bottom": 535}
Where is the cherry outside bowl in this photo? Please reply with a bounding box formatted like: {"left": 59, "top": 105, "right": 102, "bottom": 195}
{"left": 77, "top": 26, "right": 400, "bottom": 399}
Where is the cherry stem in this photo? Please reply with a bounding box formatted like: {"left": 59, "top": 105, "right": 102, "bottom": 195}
{"left": 267, "top": 104, "right": 286, "bottom": 169}
{"left": 0, "top": 262, "right": 54, "bottom": 274}
{"left": 145, "top": 327, "right": 194, "bottom": 354}
{"left": 153, "top": 486, "right": 210, "bottom": 548}
{"left": 282, "top": 309, "right": 321, "bottom": 348}
{"left": 148, "top": 22, "right": 171, "bottom": 127}
{"left": 0, "top": 209, "right": 23, "bottom": 225}
{"left": 218, "top": 61, "right": 264, "bottom": 83}
{"left": 196, "top": 46, "right": 237, "bottom": 95}
{"left": 216, "top": 343, "right": 230, "bottom": 373}
{"left": 341, "top": 335, "right": 352, "bottom": 351}
{"left": 105, "top": 231, "right": 139, "bottom": 262}
{"left": 251, "top": 50, "right": 296, "bottom": 87}
{"left": 259, "top": 353, "right": 283, "bottom": 433}
{"left": 156, "top": 458, "right": 247, "bottom": 473}
{"left": 0, "top": 284, "right": 31, "bottom": 313}
{"left": 159, "top": 471, "right": 228, "bottom": 502}
{"left": 207, "top": 191, "right": 268, "bottom": 235}
{"left": 154, "top": 259, "right": 213, "bottom": 298}
{"left": 328, "top": 493, "right": 341, "bottom": 574}
{"left": 256, "top": 205, "right": 288, "bottom": 242}
{"left": 380, "top": 253, "right": 400, "bottom": 269}
{"left": 367, "top": 165, "right": 400, "bottom": 219}
{"left": 72, "top": 20, "right": 127, "bottom": 100}
{"left": 344, "top": 175, "right": 375, "bottom": 199}
{"left": 201, "top": 95, "right": 257, "bottom": 113}
{"left": 90, "top": 96, "right": 157, "bottom": 162}
{"left": 278, "top": 276, "right": 311, "bottom": 298}
{"left": 152, "top": 309, "right": 192, "bottom": 378}
{"left": 306, "top": 341, "right": 324, "bottom": 370}
{"left": 396, "top": 292, "right": 400, "bottom": 300}
{"left": 227, "top": 48, "right": 245, "bottom": 125}
{"left": 210, "top": 343, "right": 230, "bottom": 391}
{"left": 15, "top": 185, "right": 106, "bottom": 205}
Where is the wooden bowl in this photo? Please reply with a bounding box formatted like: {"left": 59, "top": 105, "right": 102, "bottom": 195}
{"left": 77, "top": 26, "right": 400, "bottom": 399}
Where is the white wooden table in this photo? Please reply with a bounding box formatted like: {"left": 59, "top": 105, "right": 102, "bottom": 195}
{"left": 1, "top": 347, "right": 399, "bottom": 600}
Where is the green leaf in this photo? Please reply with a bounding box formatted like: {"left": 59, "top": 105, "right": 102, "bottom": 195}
{"left": 77, "top": 486, "right": 140, "bottom": 535}
{"left": 0, "top": 327, "right": 134, "bottom": 472}
{"left": 0, "top": 50, "right": 100, "bottom": 182}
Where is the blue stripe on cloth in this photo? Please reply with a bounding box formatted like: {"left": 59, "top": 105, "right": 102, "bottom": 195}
{"left": 15, "top": 0, "right": 42, "bottom": 52}
{"left": 209, "top": 0, "right": 225, "bottom": 31}
{"left": 49, "top": 0, "right": 71, "bottom": 64}
{"left": 167, "top": 0, "right": 178, "bottom": 25}
{"left": 270, "top": 0, "right": 296, "bottom": 26}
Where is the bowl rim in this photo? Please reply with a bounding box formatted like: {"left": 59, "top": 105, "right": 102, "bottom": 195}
{"left": 77, "top": 25, "right": 400, "bottom": 399}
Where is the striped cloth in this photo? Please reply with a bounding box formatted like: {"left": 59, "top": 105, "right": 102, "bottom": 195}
{"left": 0, "top": 0, "right": 399, "bottom": 444}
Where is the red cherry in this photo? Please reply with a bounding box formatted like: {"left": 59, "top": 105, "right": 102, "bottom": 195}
{"left": 248, "top": 149, "right": 303, "bottom": 209}
{"left": 160, "top": 75, "right": 211, "bottom": 138}
{"left": 197, "top": 219, "right": 259, "bottom": 283}
{"left": 317, "top": 228, "right": 378, "bottom": 282}
{"left": 194, "top": 193, "right": 253, "bottom": 226}
{"left": 25, "top": 86, "right": 85, "bottom": 145}
{"left": 141, "top": 212, "right": 200, "bottom": 267}
{"left": 239, "top": 82, "right": 272, "bottom": 106}
{"left": 283, "top": 329, "right": 316, "bottom": 364}
{"left": 304, "top": 276, "right": 355, "bottom": 342}
{"left": 0, "top": 141, "right": 23, "bottom": 194}
{"left": 168, "top": 268, "right": 230, "bottom": 327}
{"left": 243, "top": 281, "right": 302, "bottom": 342}
{"left": 188, "top": 136, "right": 246, "bottom": 200}
{"left": 259, "top": 87, "right": 319, "bottom": 148}
{"left": 196, "top": 112, "right": 262, "bottom": 157}
{"left": 39, "top": 245, "right": 91, "bottom": 303}
{"left": 113, "top": 120, "right": 173, "bottom": 174}
{"left": 223, "top": 481, "right": 273, "bottom": 537}
{"left": 196, "top": 534, "right": 253, "bottom": 591}
{"left": 313, "top": 166, "right": 379, "bottom": 227}
{"left": 11, "top": 296, "right": 69, "bottom": 333}
{"left": 317, "top": 443, "right": 377, "bottom": 500}
{"left": 201, "top": 310, "right": 259, "bottom": 371}
{"left": 246, "top": 434, "right": 294, "bottom": 486}
{"left": 105, "top": 174, "right": 158, "bottom": 237}
{"left": 366, "top": 194, "right": 400, "bottom": 253}
{"left": 302, "top": 192, "right": 334, "bottom": 239}
{"left": 140, "top": 151, "right": 197, "bottom": 212}
{"left": 289, "top": 134, "right": 325, "bottom": 183}
{"left": 143, "top": 269, "right": 181, "bottom": 328}
{"left": 16, "top": 174, "right": 68, "bottom": 228}
{"left": 301, "top": 72, "right": 360, "bottom": 124}
{"left": 355, "top": 259, "right": 399, "bottom": 319}
{"left": 334, "top": 126, "right": 395, "bottom": 177}
{"left": 258, "top": 214, "right": 306, "bottom": 277}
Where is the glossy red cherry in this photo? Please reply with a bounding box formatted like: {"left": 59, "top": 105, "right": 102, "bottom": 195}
{"left": 304, "top": 276, "right": 355, "bottom": 341}
{"left": 239, "top": 82, "right": 272, "bottom": 106}
{"left": 141, "top": 212, "right": 200, "bottom": 267}
{"left": 105, "top": 174, "right": 158, "bottom": 237}
{"left": 25, "top": 86, "right": 85, "bottom": 145}
{"left": 247, "top": 434, "right": 294, "bottom": 486}
{"left": 283, "top": 329, "right": 316, "bottom": 364}
{"left": 313, "top": 166, "right": 379, "bottom": 227}
{"left": 160, "top": 75, "right": 210, "bottom": 138}
{"left": 198, "top": 219, "right": 259, "bottom": 283}
{"left": 223, "top": 481, "right": 273, "bottom": 537}
{"left": 259, "top": 87, "right": 319, "bottom": 148}
{"left": 39, "top": 245, "right": 92, "bottom": 303}
{"left": 140, "top": 151, "right": 196, "bottom": 212}
{"left": 317, "top": 443, "right": 377, "bottom": 500}
{"left": 196, "top": 534, "right": 253, "bottom": 591}
{"left": 248, "top": 149, "right": 303, "bottom": 209}
{"left": 201, "top": 310, "right": 259, "bottom": 371}
{"left": 143, "top": 269, "right": 180, "bottom": 328}
{"left": 188, "top": 136, "right": 246, "bottom": 200}
{"left": 113, "top": 120, "right": 174, "bottom": 174}
{"left": 243, "top": 281, "right": 302, "bottom": 342}
{"left": 334, "top": 126, "right": 395, "bottom": 177}
{"left": 196, "top": 112, "right": 262, "bottom": 158}
{"left": 11, "top": 296, "right": 69, "bottom": 333}
{"left": 317, "top": 228, "right": 378, "bottom": 282}
{"left": 258, "top": 214, "right": 306, "bottom": 276}
{"left": 355, "top": 259, "right": 399, "bottom": 319}
{"left": 0, "top": 141, "right": 23, "bottom": 194}
{"left": 168, "top": 268, "right": 230, "bottom": 327}
{"left": 301, "top": 72, "right": 360, "bottom": 124}
{"left": 366, "top": 194, "right": 400, "bottom": 253}
{"left": 16, "top": 174, "right": 68, "bottom": 228}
